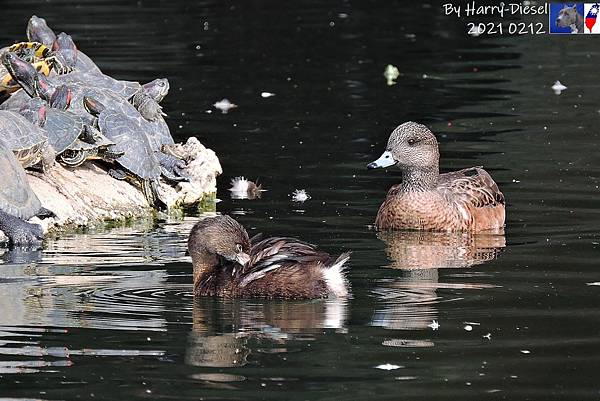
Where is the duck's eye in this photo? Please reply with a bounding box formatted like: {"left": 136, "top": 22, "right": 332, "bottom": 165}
{"left": 235, "top": 244, "right": 243, "bottom": 253}
{"left": 407, "top": 138, "right": 417, "bottom": 145}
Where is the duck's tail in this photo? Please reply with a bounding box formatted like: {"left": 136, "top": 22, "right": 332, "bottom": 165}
{"left": 323, "top": 252, "right": 351, "bottom": 298}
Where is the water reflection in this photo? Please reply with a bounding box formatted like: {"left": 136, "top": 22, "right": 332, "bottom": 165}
{"left": 378, "top": 230, "right": 506, "bottom": 270}
{"left": 0, "top": 217, "right": 204, "bottom": 331}
{"left": 41, "top": 216, "right": 200, "bottom": 266}
{"left": 371, "top": 231, "right": 505, "bottom": 331}
{"left": 186, "top": 297, "right": 348, "bottom": 368}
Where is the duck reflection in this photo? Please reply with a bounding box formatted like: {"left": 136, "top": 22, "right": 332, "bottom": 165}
{"left": 371, "top": 230, "right": 505, "bottom": 331}
{"left": 185, "top": 296, "right": 348, "bottom": 369}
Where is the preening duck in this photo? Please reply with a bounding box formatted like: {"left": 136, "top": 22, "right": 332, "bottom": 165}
{"left": 188, "top": 215, "right": 350, "bottom": 299}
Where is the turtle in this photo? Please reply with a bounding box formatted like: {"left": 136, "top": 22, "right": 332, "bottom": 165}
{"left": 83, "top": 96, "right": 164, "bottom": 208}
{"left": 129, "top": 78, "right": 170, "bottom": 121}
{"left": 0, "top": 138, "right": 54, "bottom": 246}
{"left": 0, "top": 109, "right": 54, "bottom": 170}
{"left": 26, "top": 16, "right": 56, "bottom": 48}
{"left": 27, "top": 16, "right": 100, "bottom": 74}
{"left": 4, "top": 41, "right": 69, "bottom": 73}
{"left": 0, "top": 42, "right": 59, "bottom": 102}
{"left": 19, "top": 97, "right": 117, "bottom": 167}
{"left": 2, "top": 53, "right": 187, "bottom": 181}
{"left": 24, "top": 16, "right": 168, "bottom": 119}
{"left": 2, "top": 50, "right": 169, "bottom": 122}
{"left": 45, "top": 32, "right": 169, "bottom": 121}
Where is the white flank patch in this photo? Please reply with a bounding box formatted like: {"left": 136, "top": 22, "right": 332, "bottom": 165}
{"left": 261, "top": 92, "right": 275, "bottom": 98}
{"left": 229, "top": 176, "right": 250, "bottom": 192}
{"left": 323, "top": 253, "right": 350, "bottom": 298}
{"left": 291, "top": 189, "right": 310, "bottom": 202}
{"left": 456, "top": 202, "right": 470, "bottom": 222}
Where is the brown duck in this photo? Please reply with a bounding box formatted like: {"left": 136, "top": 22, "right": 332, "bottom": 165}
{"left": 187, "top": 215, "right": 350, "bottom": 299}
{"left": 367, "top": 122, "right": 505, "bottom": 232}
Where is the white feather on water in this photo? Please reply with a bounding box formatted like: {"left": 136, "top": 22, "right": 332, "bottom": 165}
{"left": 229, "top": 176, "right": 250, "bottom": 192}
{"left": 551, "top": 80, "right": 567, "bottom": 95}
{"left": 213, "top": 98, "right": 237, "bottom": 113}
{"left": 291, "top": 189, "right": 310, "bottom": 202}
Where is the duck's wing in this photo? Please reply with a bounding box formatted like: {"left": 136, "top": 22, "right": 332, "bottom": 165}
{"left": 438, "top": 167, "right": 505, "bottom": 208}
{"left": 249, "top": 232, "right": 264, "bottom": 244}
{"left": 239, "top": 237, "right": 330, "bottom": 287}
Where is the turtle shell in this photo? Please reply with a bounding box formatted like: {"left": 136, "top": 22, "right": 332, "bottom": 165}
{"left": 0, "top": 110, "right": 48, "bottom": 168}
{"left": 73, "top": 51, "right": 101, "bottom": 75}
{"left": 44, "top": 108, "right": 84, "bottom": 154}
{"left": 0, "top": 89, "right": 32, "bottom": 111}
{"left": 97, "top": 109, "right": 160, "bottom": 180}
{"left": 0, "top": 138, "right": 41, "bottom": 219}
{"left": 57, "top": 71, "right": 140, "bottom": 99}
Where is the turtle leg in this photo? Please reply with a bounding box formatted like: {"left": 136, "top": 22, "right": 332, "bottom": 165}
{"left": 60, "top": 150, "right": 88, "bottom": 167}
{"left": 0, "top": 210, "right": 43, "bottom": 246}
{"left": 41, "top": 146, "right": 56, "bottom": 172}
{"left": 156, "top": 152, "right": 189, "bottom": 182}
{"left": 109, "top": 168, "right": 128, "bottom": 180}
{"left": 131, "top": 92, "right": 164, "bottom": 121}
{"left": 141, "top": 179, "right": 167, "bottom": 210}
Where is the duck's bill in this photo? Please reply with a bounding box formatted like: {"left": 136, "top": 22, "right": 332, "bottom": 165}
{"left": 367, "top": 151, "right": 396, "bottom": 169}
{"left": 234, "top": 252, "right": 251, "bottom": 266}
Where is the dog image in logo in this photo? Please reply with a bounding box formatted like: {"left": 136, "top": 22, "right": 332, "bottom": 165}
{"left": 555, "top": 4, "right": 585, "bottom": 33}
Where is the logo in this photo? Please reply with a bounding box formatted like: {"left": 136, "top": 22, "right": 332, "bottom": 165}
{"left": 550, "top": 3, "right": 585, "bottom": 34}
{"left": 584, "top": 3, "right": 600, "bottom": 33}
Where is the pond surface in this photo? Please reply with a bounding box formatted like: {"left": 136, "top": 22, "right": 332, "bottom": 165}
{"left": 1, "top": 1, "right": 600, "bottom": 400}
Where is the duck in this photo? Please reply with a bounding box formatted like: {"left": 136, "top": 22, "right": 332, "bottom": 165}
{"left": 187, "top": 215, "right": 350, "bottom": 299}
{"left": 367, "top": 122, "right": 505, "bottom": 232}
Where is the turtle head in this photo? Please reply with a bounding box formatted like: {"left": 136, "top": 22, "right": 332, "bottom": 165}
{"left": 52, "top": 32, "right": 78, "bottom": 67}
{"left": 49, "top": 85, "right": 72, "bottom": 110}
{"left": 27, "top": 16, "right": 56, "bottom": 46}
{"left": 83, "top": 96, "right": 106, "bottom": 116}
{"left": 1, "top": 52, "right": 39, "bottom": 97}
{"left": 143, "top": 78, "right": 169, "bottom": 103}
{"left": 19, "top": 98, "right": 47, "bottom": 127}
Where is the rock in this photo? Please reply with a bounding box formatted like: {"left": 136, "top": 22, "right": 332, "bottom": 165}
{"left": 159, "top": 137, "right": 222, "bottom": 208}
{"left": 0, "top": 136, "right": 221, "bottom": 242}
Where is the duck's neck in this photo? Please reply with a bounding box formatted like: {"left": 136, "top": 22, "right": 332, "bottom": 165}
{"left": 191, "top": 249, "right": 218, "bottom": 288}
{"left": 400, "top": 165, "right": 439, "bottom": 192}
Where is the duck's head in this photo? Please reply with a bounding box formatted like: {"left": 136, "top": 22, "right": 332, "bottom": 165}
{"left": 367, "top": 122, "right": 439, "bottom": 170}
{"left": 188, "top": 215, "right": 251, "bottom": 268}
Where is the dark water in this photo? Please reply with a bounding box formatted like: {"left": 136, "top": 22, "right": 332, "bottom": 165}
{"left": 1, "top": 1, "right": 600, "bottom": 400}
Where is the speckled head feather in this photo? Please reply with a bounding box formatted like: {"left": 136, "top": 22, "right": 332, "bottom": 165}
{"left": 386, "top": 122, "right": 439, "bottom": 170}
